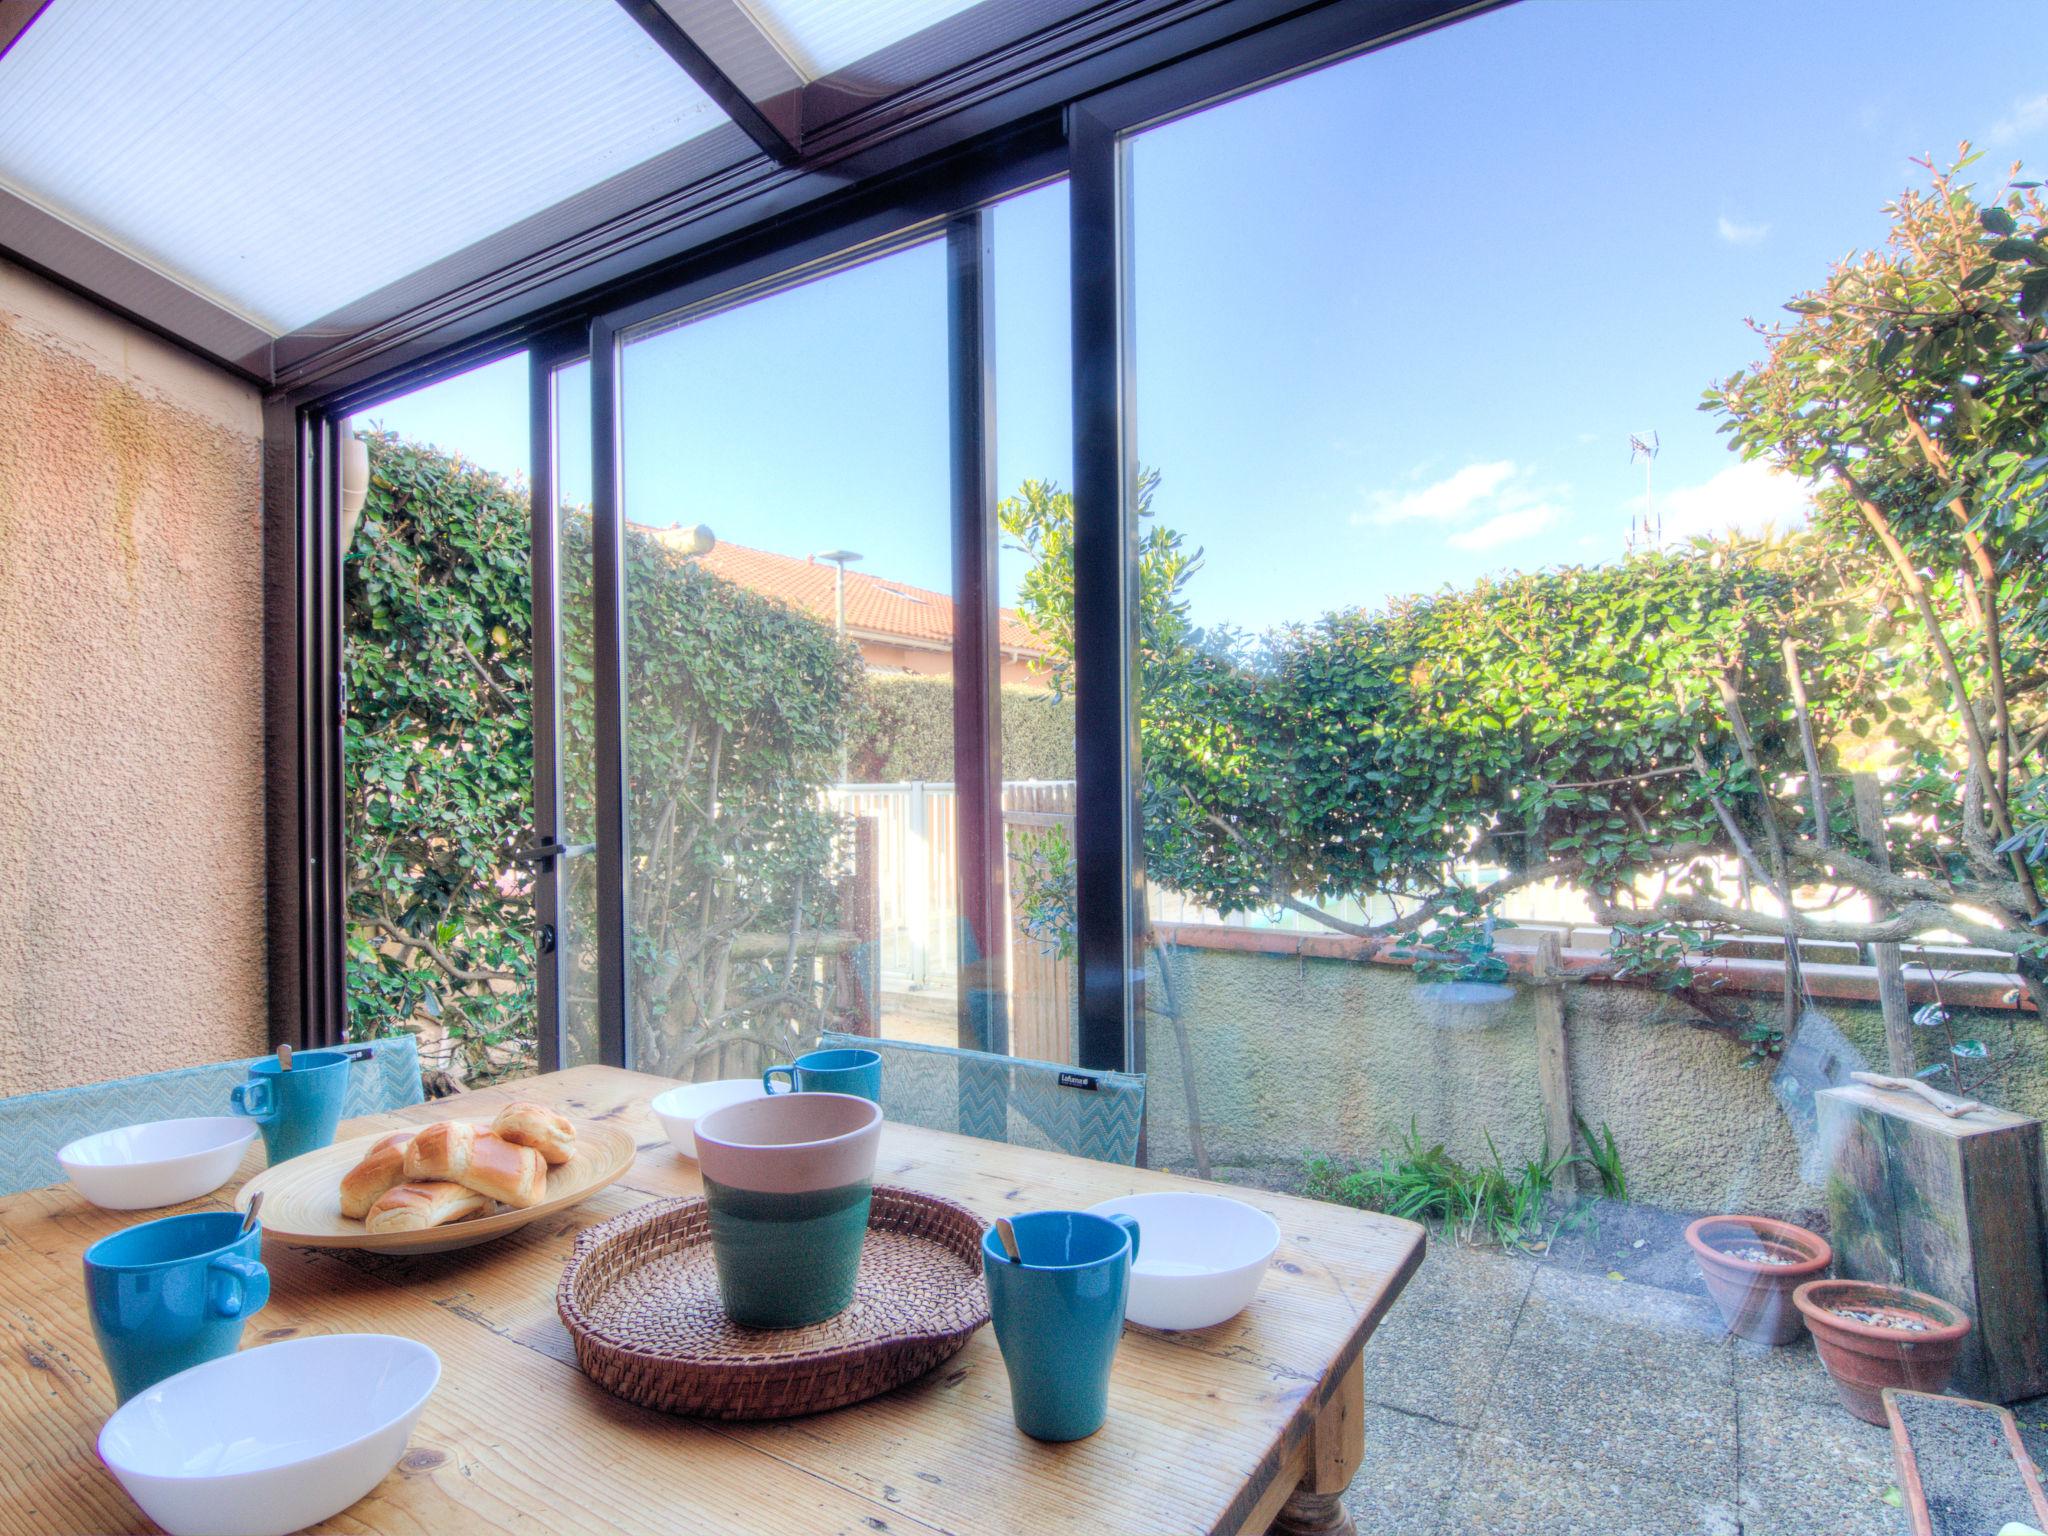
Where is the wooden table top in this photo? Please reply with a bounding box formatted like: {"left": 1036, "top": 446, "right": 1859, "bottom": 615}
{"left": 0, "top": 1066, "right": 1424, "bottom": 1536}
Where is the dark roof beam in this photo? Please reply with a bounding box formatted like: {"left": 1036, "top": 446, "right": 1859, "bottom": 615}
{"left": 615, "top": 0, "right": 804, "bottom": 166}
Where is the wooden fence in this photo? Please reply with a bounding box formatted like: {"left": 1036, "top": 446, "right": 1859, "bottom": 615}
{"left": 823, "top": 780, "right": 1076, "bottom": 1059}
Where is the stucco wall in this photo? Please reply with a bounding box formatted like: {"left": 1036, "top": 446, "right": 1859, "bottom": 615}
{"left": 0, "top": 259, "right": 267, "bottom": 1095}
{"left": 1142, "top": 944, "right": 2048, "bottom": 1218}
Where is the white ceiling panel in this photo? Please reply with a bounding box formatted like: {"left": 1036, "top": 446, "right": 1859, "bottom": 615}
{"left": 0, "top": 0, "right": 727, "bottom": 333}
{"left": 735, "top": 0, "right": 988, "bottom": 81}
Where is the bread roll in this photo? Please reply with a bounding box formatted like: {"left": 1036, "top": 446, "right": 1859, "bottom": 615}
{"left": 339, "top": 1130, "right": 415, "bottom": 1220}
{"left": 461, "top": 1133, "right": 547, "bottom": 1208}
{"left": 492, "top": 1102, "right": 576, "bottom": 1166}
{"left": 401, "top": 1120, "right": 476, "bottom": 1183}
{"left": 364, "top": 1181, "right": 492, "bottom": 1234}
{"left": 398, "top": 1119, "right": 545, "bottom": 1208}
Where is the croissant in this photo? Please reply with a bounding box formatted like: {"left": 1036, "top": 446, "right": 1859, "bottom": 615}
{"left": 364, "top": 1181, "right": 491, "bottom": 1234}
{"left": 339, "top": 1130, "right": 415, "bottom": 1220}
{"left": 492, "top": 1102, "right": 576, "bottom": 1167}
{"left": 402, "top": 1120, "right": 546, "bottom": 1209}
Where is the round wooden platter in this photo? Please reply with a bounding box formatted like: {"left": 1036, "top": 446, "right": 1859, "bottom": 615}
{"left": 233, "top": 1117, "right": 639, "bottom": 1255}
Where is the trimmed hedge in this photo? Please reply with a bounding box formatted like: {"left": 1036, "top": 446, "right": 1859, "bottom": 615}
{"left": 850, "top": 673, "right": 1075, "bottom": 783}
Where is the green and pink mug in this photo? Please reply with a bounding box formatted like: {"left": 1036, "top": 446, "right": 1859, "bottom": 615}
{"left": 692, "top": 1092, "right": 884, "bottom": 1329}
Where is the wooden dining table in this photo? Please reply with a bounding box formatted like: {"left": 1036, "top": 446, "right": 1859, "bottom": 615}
{"left": 0, "top": 1065, "right": 1424, "bottom": 1535}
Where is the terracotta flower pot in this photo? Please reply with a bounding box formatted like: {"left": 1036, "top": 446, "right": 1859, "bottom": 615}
{"left": 1793, "top": 1279, "right": 1972, "bottom": 1425}
{"left": 1684, "top": 1215, "right": 1831, "bottom": 1345}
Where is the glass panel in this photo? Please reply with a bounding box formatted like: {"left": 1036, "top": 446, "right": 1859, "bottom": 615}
{"left": 342, "top": 354, "right": 538, "bottom": 1087}
{"left": 1120, "top": 0, "right": 2048, "bottom": 1515}
{"left": 738, "top": 0, "right": 988, "bottom": 79}
{"left": 618, "top": 242, "right": 955, "bottom": 1077}
{"left": 553, "top": 361, "right": 602, "bottom": 1067}
{"left": 0, "top": 0, "right": 725, "bottom": 331}
{"left": 991, "top": 181, "right": 1081, "bottom": 1067}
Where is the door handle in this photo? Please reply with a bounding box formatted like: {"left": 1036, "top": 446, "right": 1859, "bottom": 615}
{"left": 511, "top": 836, "right": 596, "bottom": 868}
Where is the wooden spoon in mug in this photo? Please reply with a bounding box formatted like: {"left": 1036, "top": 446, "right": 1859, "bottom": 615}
{"left": 277, "top": 1043, "right": 293, "bottom": 1072}
{"left": 993, "top": 1217, "right": 1022, "bottom": 1264}
{"left": 240, "top": 1191, "right": 263, "bottom": 1236}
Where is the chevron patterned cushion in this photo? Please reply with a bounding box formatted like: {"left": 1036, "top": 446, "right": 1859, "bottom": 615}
{"left": 0, "top": 1036, "right": 425, "bottom": 1197}
{"left": 820, "top": 1032, "right": 1144, "bottom": 1165}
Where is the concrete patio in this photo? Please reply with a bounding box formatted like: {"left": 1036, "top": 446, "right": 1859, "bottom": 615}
{"left": 1344, "top": 1241, "right": 2023, "bottom": 1536}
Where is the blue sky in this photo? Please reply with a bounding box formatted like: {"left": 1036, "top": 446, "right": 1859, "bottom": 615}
{"left": 362, "top": 0, "right": 2048, "bottom": 633}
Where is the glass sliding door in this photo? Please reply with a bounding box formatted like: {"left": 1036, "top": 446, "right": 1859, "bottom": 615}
{"left": 340, "top": 354, "right": 544, "bottom": 1087}
{"left": 534, "top": 352, "right": 600, "bottom": 1068}
{"left": 989, "top": 181, "right": 1082, "bottom": 1067}
{"left": 611, "top": 240, "right": 963, "bottom": 1078}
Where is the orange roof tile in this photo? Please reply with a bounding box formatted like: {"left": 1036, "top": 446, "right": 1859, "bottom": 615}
{"left": 640, "top": 530, "right": 1046, "bottom": 657}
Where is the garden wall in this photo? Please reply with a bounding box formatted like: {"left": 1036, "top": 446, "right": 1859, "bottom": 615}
{"left": 0, "top": 259, "right": 268, "bottom": 1095}
{"left": 1140, "top": 930, "right": 2046, "bottom": 1218}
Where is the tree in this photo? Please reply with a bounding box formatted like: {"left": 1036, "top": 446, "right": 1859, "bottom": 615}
{"left": 344, "top": 434, "right": 536, "bottom": 1079}
{"left": 345, "top": 435, "right": 870, "bottom": 1081}
{"left": 1705, "top": 150, "right": 2048, "bottom": 1012}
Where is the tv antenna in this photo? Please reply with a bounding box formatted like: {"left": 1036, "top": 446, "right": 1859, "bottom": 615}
{"left": 1628, "top": 431, "right": 1661, "bottom": 551}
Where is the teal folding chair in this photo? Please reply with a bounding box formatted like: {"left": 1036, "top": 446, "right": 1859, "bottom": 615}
{"left": 819, "top": 1031, "right": 1144, "bottom": 1165}
{"left": 0, "top": 1036, "right": 426, "bottom": 1197}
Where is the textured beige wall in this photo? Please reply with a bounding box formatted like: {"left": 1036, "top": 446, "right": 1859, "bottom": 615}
{"left": 0, "top": 259, "right": 267, "bottom": 1095}
{"left": 1140, "top": 946, "right": 2048, "bottom": 1218}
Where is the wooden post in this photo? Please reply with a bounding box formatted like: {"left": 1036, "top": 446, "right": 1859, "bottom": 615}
{"left": 843, "top": 816, "right": 878, "bottom": 1036}
{"left": 1820, "top": 1082, "right": 2048, "bottom": 1402}
{"left": 1531, "top": 934, "right": 1583, "bottom": 1183}
{"left": 1853, "top": 773, "right": 1914, "bottom": 1077}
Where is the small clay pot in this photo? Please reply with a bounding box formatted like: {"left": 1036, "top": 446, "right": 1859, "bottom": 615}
{"left": 1684, "top": 1215, "right": 1832, "bottom": 1345}
{"left": 1793, "top": 1279, "right": 1971, "bottom": 1425}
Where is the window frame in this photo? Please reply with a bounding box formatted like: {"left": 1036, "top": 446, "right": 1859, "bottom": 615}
{"left": 284, "top": 0, "right": 1497, "bottom": 1081}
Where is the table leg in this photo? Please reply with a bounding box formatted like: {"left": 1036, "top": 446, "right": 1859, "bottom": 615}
{"left": 1268, "top": 1351, "right": 1364, "bottom": 1536}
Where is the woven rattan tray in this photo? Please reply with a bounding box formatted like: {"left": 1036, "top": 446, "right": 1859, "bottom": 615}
{"left": 557, "top": 1185, "right": 990, "bottom": 1420}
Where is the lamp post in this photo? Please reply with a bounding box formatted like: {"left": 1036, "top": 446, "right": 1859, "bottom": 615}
{"left": 813, "top": 549, "right": 862, "bottom": 780}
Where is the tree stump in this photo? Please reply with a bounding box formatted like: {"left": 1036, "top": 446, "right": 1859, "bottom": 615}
{"left": 1819, "top": 1083, "right": 2048, "bottom": 1403}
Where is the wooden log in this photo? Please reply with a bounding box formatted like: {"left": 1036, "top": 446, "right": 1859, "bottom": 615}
{"left": 1530, "top": 934, "right": 1585, "bottom": 1186}
{"left": 1819, "top": 1082, "right": 2048, "bottom": 1402}
{"left": 1852, "top": 773, "right": 1915, "bottom": 1076}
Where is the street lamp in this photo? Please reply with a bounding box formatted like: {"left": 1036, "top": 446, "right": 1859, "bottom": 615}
{"left": 812, "top": 549, "right": 863, "bottom": 639}
{"left": 813, "top": 550, "right": 862, "bottom": 782}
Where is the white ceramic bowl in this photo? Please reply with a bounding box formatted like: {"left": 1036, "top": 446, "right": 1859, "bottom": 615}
{"left": 1087, "top": 1191, "right": 1281, "bottom": 1331}
{"left": 98, "top": 1333, "right": 440, "bottom": 1536}
{"left": 58, "top": 1117, "right": 257, "bottom": 1210}
{"left": 651, "top": 1078, "right": 768, "bottom": 1159}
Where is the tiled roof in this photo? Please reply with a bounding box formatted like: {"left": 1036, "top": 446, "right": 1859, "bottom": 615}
{"left": 643, "top": 530, "right": 1045, "bottom": 656}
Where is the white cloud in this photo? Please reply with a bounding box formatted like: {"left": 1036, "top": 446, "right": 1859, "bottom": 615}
{"left": 1358, "top": 458, "right": 1568, "bottom": 555}
{"left": 1645, "top": 459, "right": 1814, "bottom": 547}
{"left": 1991, "top": 92, "right": 2048, "bottom": 145}
{"left": 1361, "top": 460, "right": 1518, "bottom": 525}
{"left": 1717, "top": 215, "right": 1770, "bottom": 246}
{"left": 1450, "top": 506, "right": 1561, "bottom": 551}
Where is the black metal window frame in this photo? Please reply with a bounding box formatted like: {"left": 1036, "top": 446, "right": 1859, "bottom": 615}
{"left": 281, "top": 0, "right": 1493, "bottom": 1075}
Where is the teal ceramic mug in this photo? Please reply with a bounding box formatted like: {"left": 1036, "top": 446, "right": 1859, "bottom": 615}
{"left": 694, "top": 1092, "right": 883, "bottom": 1329}
{"left": 983, "top": 1209, "right": 1140, "bottom": 1441}
{"left": 83, "top": 1211, "right": 270, "bottom": 1404}
{"left": 231, "top": 1049, "right": 351, "bottom": 1163}
{"left": 762, "top": 1047, "right": 882, "bottom": 1103}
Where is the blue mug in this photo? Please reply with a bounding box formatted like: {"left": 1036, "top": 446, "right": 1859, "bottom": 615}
{"left": 982, "top": 1209, "right": 1140, "bottom": 1441}
{"left": 763, "top": 1047, "right": 882, "bottom": 1103}
{"left": 83, "top": 1211, "right": 270, "bottom": 1403}
{"left": 231, "top": 1049, "right": 351, "bottom": 1163}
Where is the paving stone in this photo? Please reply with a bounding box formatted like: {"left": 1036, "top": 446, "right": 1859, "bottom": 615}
{"left": 1362, "top": 1242, "right": 1534, "bottom": 1429}
{"left": 1477, "top": 1265, "right": 1738, "bottom": 1485}
{"left": 1441, "top": 1427, "right": 1742, "bottom": 1536}
{"left": 1735, "top": 1381, "right": 1905, "bottom": 1536}
{"left": 1726, "top": 1331, "right": 1842, "bottom": 1410}
{"left": 1344, "top": 1403, "right": 1468, "bottom": 1536}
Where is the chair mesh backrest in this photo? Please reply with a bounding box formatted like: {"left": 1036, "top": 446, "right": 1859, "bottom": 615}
{"left": 0, "top": 1036, "right": 425, "bottom": 1197}
{"left": 819, "top": 1032, "right": 1143, "bottom": 1165}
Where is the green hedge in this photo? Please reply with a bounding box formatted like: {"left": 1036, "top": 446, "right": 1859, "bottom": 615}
{"left": 850, "top": 673, "right": 1074, "bottom": 782}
